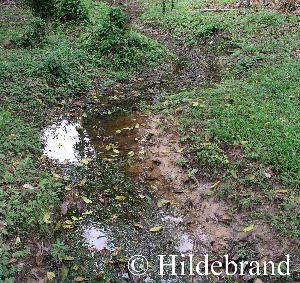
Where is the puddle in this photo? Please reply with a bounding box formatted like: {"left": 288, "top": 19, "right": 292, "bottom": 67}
{"left": 176, "top": 233, "right": 194, "bottom": 254}
{"left": 42, "top": 119, "right": 94, "bottom": 163}
{"left": 83, "top": 226, "right": 112, "bottom": 251}
{"left": 39, "top": 43, "right": 220, "bottom": 281}
{"left": 82, "top": 113, "right": 146, "bottom": 158}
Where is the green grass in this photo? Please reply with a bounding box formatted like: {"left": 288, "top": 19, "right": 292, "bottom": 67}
{"left": 144, "top": 0, "right": 300, "bottom": 237}
{"left": 0, "top": 1, "right": 172, "bottom": 280}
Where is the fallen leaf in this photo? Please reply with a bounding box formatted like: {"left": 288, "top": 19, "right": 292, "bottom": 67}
{"left": 43, "top": 212, "right": 52, "bottom": 224}
{"left": 78, "top": 177, "right": 87, "bottom": 187}
{"left": 23, "top": 183, "right": 34, "bottom": 189}
{"left": 65, "top": 220, "right": 73, "bottom": 225}
{"left": 64, "top": 256, "right": 75, "bottom": 261}
{"left": 115, "top": 130, "right": 122, "bottom": 134}
{"left": 62, "top": 224, "right": 74, "bottom": 229}
{"left": 52, "top": 173, "right": 61, "bottom": 179}
{"left": 161, "top": 149, "right": 171, "bottom": 156}
{"left": 80, "top": 158, "right": 92, "bottom": 165}
{"left": 149, "top": 226, "right": 163, "bottom": 233}
{"left": 192, "top": 101, "right": 199, "bottom": 107}
{"left": 74, "top": 276, "right": 87, "bottom": 282}
{"left": 47, "top": 272, "right": 55, "bottom": 281}
{"left": 82, "top": 196, "right": 92, "bottom": 204}
{"left": 134, "top": 223, "right": 144, "bottom": 229}
{"left": 82, "top": 210, "right": 93, "bottom": 215}
{"left": 210, "top": 181, "right": 220, "bottom": 189}
{"left": 275, "top": 189, "right": 289, "bottom": 194}
{"left": 242, "top": 224, "right": 254, "bottom": 233}
{"left": 65, "top": 186, "right": 72, "bottom": 191}
{"left": 157, "top": 199, "right": 170, "bottom": 208}
{"left": 128, "top": 151, "right": 135, "bottom": 157}
{"left": 116, "top": 256, "right": 129, "bottom": 263}
{"left": 115, "top": 195, "right": 127, "bottom": 202}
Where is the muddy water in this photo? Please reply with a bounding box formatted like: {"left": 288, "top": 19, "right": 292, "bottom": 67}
{"left": 41, "top": 47, "right": 218, "bottom": 282}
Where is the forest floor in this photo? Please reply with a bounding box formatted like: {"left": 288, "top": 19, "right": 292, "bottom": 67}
{"left": 0, "top": 0, "right": 300, "bottom": 282}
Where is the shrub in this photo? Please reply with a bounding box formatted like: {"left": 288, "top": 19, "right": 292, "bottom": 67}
{"left": 55, "top": 0, "right": 89, "bottom": 22}
{"left": 25, "top": 0, "right": 55, "bottom": 19}
{"left": 88, "top": 7, "right": 128, "bottom": 54}
{"left": 87, "top": 7, "right": 169, "bottom": 70}
{"left": 16, "top": 17, "right": 46, "bottom": 47}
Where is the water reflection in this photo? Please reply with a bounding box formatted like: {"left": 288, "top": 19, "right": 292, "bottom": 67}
{"left": 83, "top": 226, "right": 113, "bottom": 251}
{"left": 42, "top": 119, "right": 94, "bottom": 163}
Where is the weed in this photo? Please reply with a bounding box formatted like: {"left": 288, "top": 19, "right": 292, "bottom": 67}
{"left": 55, "top": 0, "right": 89, "bottom": 22}
{"left": 87, "top": 7, "right": 171, "bottom": 71}
{"left": 15, "top": 17, "right": 46, "bottom": 48}
{"left": 144, "top": 0, "right": 300, "bottom": 238}
{"left": 51, "top": 240, "right": 68, "bottom": 262}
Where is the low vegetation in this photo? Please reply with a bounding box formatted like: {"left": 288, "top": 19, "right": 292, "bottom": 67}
{"left": 143, "top": 0, "right": 300, "bottom": 237}
{"left": 0, "top": 0, "right": 170, "bottom": 281}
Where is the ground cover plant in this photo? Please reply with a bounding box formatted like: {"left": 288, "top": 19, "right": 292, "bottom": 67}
{"left": 143, "top": 0, "right": 300, "bottom": 238}
{"left": 0, "top": 0, "right": 171, "bottom": 281}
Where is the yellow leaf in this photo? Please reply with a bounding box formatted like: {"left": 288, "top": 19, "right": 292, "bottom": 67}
{"left": 113, "top": 149, "right": 120, "bottom": 154}
{"left": 161, "top": 149, "right": 171, "bottom": 156}
{"left": 64, "top": 256, "right": 75, "bottom": 261}
{"left": 134, "top": 223, "right": 144, "bottom": 229}
{"left": 275, "top": 189, "right": 289, "bottom": 194}
{"left": 116, "top": 256, "right": 129, "bottom": 263}
{"left": 157, "top": 199, "right": 170, "bottom": 208}
{"left": 128, "top": 151, "right": 134, "bottom": 157}
{"left": 192, "top": 101, "right": 199, "bottom": 107}
{"left": 43, "top": 212, "right": 52, "bottom": 224}
{"left": 135, "top": 123, "right": 140, "bottom": 129}
{"left": 62, "top": 224, "right": 74, "bottom": 229}
{"left": 47, "top": 272, "right": 55, "bottom": 281}
{"left": 65, "top": 186, "right": 72, "bottom": 191}
{"left": 149, "top": 226, "right": 163, "bottom": 233}
{"left": 78, "top": 177, "right": 87, "bottom": 187}
{"left": 74, "top": 276, "right": 87, "bottom": 282}
{"left": 80, "top": 158, "right": 92, "bottom": 165}
{"left": 115, "top": 130, "right": 121, "bottom": 134}
{"left": 115, "top": 195, "right": 127, "bottom": 202}
{"left": 82, "top": 196, "right": 92, "bottom": 204}
{"left": 52, "top": 173, "right": 61, "bottom": 179}
{"left": 242, "top": 224, "right": 254, "bottom": 233}
{"left": 82, "top": 210, "right": 93, "bottom": 215}
{"left": 210, "top": 181, "right": 220, "bottom": 189}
